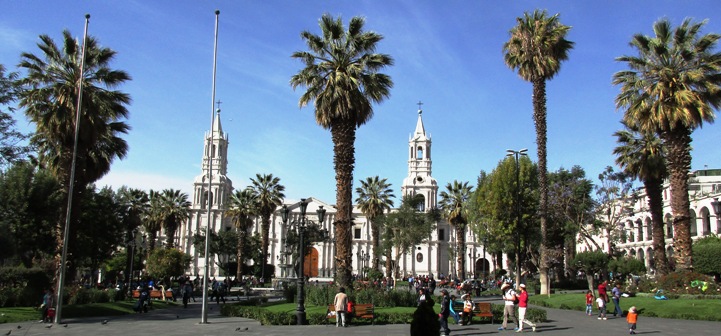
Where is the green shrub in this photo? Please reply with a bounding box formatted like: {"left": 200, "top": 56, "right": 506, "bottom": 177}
{"left": 656, "top": 271, "right": 717, "bottom": 294}
{"left": 66, "top": 288, "right": 111, "bottom": 305}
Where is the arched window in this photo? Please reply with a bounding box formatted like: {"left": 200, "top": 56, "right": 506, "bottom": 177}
{"left": 416, "top": 194, "right": 426, "bottom": 212}
{"left": 645, "top": 217, "right": 652, "bottom": 241}
{"left": 417, "top": 146, "right": 423, "bottom": 160}
{"left": 690, "top": 209, "right": 698, "bottom": 236}
{"left": 702, "top": 207, "right": 712, "bottom": 235}
{"left": 636, "top": 219, "right": 644, "bottom": 242}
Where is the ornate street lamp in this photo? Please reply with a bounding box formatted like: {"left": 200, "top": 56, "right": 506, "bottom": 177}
{"left": 280, "top": 199, "right": 327, "bottom": 325}
{"left": 507, "top": 148, "right": 527, "bottom": 284}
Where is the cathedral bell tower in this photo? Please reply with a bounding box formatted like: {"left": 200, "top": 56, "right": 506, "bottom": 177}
{"left": 180, "top": 106, "right": 233, "bottom": 277}
{"left": 401, "top": 103, "right": 438, "bottom": 211}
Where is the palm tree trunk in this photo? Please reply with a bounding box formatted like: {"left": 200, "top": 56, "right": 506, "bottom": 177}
{"left": 645, "top": 178, "right": 670, "bottom": 275}
{"left": 662, "top": 128, "right": 693, "bottom": 271}
{"left": 372, "top": 221, "right": 380, "bottom": 270}
{"left": 261, "top": 216, "right": 270, "bottom": 282}
{"left": 455, "top": 224, "right": 466, "bottom": 280}
{"left": 331, "top": 120, "right": 356, "bottom": 289}
{"left": 236, "top": 229, "right": 245, "bottom": 280}
{"left": 533, "top": 78, "right": 551, "bottom": 295}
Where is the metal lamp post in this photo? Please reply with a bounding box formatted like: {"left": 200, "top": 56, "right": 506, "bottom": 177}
{"left": 711, "top": 198, "right": 721, "bottom": 234}
{"left": 126, "top": 229, "right": 138, "bottom": 297}
{"left": 280, "top": 199, "right": 326, "bottom": 325}
{"left": 507, "top": 148, "right": 527, "bottom": 284}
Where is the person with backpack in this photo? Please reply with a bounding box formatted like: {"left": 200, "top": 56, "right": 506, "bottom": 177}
{"left": 498, "top": 283, "right": 518, "bottom": 331}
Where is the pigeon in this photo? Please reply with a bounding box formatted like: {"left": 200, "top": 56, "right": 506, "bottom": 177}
{"left": 235, "top": 327, "right": 249, "bottom": 332}
{"left": 45, "top": 324, "right": 52, "bottom": 329}
{"left": 101, "top": 319, "right": 108, "bottom": 325}
{"left": 5, "top": 330, "right": 11, "bottom": 335}
{"left": 63, "top": 324, "right": 68, "bottom": 328}
{"left": 176, "top": 315, "right": 180, "bottom": 319}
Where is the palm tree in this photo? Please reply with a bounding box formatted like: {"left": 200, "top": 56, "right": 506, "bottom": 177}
{"left": 159, "top": 189, "right": 190, "bottom": 249}
{"left": 144, "top": 189, "right": 164, "bottom": 254}
{"left": 613, "top": 122, "right": 670, "bottom": 275}
{"left": 226, "top": 188, "right": 258, "bottom": 280}
{"left": 17, "top": 30, "right": 131, "bottom": 283}
{"left": 613, "top": 18, "right": 721, "bottom": 271}
{"left": 439, "top": 180, "right": 473, "bottom": 280}
{"left": 355, "top": 176, "right": 395, "bottom": 270}
{"left": 250, "top": 173, "right": 285, "bottom": 282}
{"left": 290, "top": 14, "right": 393, "bottom": 288}
{"left": 118, "top": 187, "right": 149, "bottom": 286}
{"left": 503, "top": 10, "right": 574, "bottom": 293}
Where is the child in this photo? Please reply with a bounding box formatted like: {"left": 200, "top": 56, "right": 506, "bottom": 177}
{"left": 462, "top": 294, "right": 474, "bottom": 325}
{"left": 585, "top": 290, "right": 594, "bottom": 316}
{"left": 627, "top": 306, "right": 638, "bottom": 334}
{"left": 449, "top": 295, "right": 460, "bottom": 324}
{"left": 596, "top": 295, "right": 607, "bottom": 320}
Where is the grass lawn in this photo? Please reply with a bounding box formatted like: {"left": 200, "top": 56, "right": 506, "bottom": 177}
{"left": 0, "top": 300, "right": 177, "bottom": 324}
{"left": 529, "top": 293, "right": 721, "bottom": 321}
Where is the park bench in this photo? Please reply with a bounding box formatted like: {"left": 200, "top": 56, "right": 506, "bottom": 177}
{"left": 326, "top": 303, "right": 375, "bottom": 325}
{"left": 132, "top": 289, "right": 174, "bottom": 300}
{"left": 473, "top": 302, "right": 494, "bottom": 324}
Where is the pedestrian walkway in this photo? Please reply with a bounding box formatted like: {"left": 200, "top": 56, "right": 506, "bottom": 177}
{"left": 4, "top": 296, "right": 720, "bottom": 335}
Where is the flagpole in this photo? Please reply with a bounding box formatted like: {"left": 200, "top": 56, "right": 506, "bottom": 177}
{"left": 201, "top": 9, "right": 220, "bottom": 324}
{"left": 55, "top": 13, "right": 90, "bottom": 324}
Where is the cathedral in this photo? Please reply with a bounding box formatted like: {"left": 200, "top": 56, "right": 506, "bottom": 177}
{"left": 178, "top": 107, "right": 495, "bottom": 280}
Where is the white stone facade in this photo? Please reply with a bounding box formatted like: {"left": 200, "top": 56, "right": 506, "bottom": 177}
{"left": 577, "top": 169, "right": 721, "bottom": 273}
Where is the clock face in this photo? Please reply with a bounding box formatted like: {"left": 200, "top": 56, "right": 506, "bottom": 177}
{"left": 416, "top": 176, "right": 424, "bottom": 183}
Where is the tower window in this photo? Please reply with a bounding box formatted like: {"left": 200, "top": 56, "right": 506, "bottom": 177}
{"left": 417, "top": 146, "right": 423, "bottom": 159}
{"left": 439, "top": 229, "right": 445, "bottom": 241}
{"left": 354, "top": 228, "right": 361, "bottom": 239}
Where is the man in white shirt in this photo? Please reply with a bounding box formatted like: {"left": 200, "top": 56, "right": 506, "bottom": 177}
{"left": 499, "top": 283, "right": 519, "bottom": 331}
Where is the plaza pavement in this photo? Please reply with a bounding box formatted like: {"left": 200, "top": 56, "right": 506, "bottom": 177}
{"left": 5, "top": 294, "right": 721, "bottom": 336}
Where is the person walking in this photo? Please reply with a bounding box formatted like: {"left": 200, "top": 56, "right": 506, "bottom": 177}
{"left": 449, "top": 295, "right": 461, "bottom": 324}
{"left": 499, "top": 283, "right": 519, "bottom": 331}
{"left": 611, "top": 282, "right": 623, "bottom": 317}
{"left": 585, "top": 290, "right": 595, "bottom": 316}
{"left": 596, "top": 295, "right": 607, "bottom": 320}
{"left": 439, "top": 289, "right": 451, "bottom": 336}
{"left": 182, "top": 281, "right": 193, "bottom": 308}
{"left": 516, "top": 284, "right": 537, "bottom": 332}
{"left": 333, "top": 287, "right": 349, "bottom": 327}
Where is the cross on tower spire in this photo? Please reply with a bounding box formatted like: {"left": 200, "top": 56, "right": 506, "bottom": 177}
{"left": 215, "top": 100, "right": 222, "bottom": 112}
{"left": 417, "top": 101, "right": 423, "bottom": 113}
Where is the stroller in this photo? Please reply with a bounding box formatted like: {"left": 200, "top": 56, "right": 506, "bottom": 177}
{"left": 134, "top": 289, "right": 150, "bottom": 313}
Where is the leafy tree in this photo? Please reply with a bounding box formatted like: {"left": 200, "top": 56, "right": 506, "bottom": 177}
{"left": 547, "top": 166, "right": 594, "bottom": 281}
{"left": 439, "top": 180, "right": 472, "bottom": 280}
{"left": 226, "top": 187, "right": 258, "bottom": 279}
{"left": 0, "top": 65, "right": 29, "bottom": 168}
{"left": 471, "top": 156, "right": 538, "bottom": 284}
{"left": 355, "top": 176, "right": 394, "bottom": 270}
{"left": 291, "top": 14, "right": 393, "bottom": 289}
{"left": 17, "top": 30, "right": 131, "bottom": 283}
{"left": 693, "top": 236, "right": 721, "bottom": 279}
{"left": 613, "top": 18, "right": 721, "bottom": 271}
{"left": 249, "top": 173, "right": 285, "bottom": 282}
{"left": 594, "top": 166, "right": 635, "bottom": 257}
{"left": 75, "top": 186, "right": 125, "bottom": 284}
{"left": 0, "top": 161, "right": 60, "bottom": 267}
{"left": 382, "top": 195, "right": 437, "bottom": 278}
{"left": 608, "top": 256, "right": 646, "bottom": 281}
{"left": 613, "top": 123, "right": 670, "bottom": 275}
{"left": 503, "top": 9, "right": 574, "bottom": 295}
{"left": 145, "top": 248, "right": 191, "bottom": 287}
{"left": 571, "top": 251, "right": 609, "bottom": 292}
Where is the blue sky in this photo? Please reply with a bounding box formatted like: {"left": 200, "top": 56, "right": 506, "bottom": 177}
{"left": 1, "top": 1, "right": 720, "bottom": 204}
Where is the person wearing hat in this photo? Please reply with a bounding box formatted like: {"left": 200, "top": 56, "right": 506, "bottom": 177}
{"left": 439, "top": 289, "right": 451, "bottom": 336}
{"left": 517, "top": 284, "right": 537, "bottom": 332}
{"left": 499, "top": 283, "right": 519, "bottom": 331}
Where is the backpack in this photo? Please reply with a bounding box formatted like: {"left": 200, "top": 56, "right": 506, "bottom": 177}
{"left": 513, "top": 295, "right": 519, "bottom": 305}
